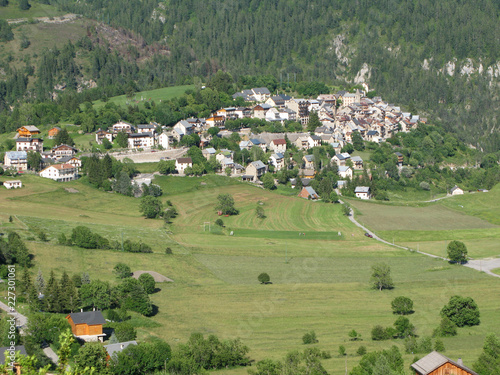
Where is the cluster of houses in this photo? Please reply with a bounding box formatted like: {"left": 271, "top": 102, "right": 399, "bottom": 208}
{"left": 2, "top": 125, "right": 81, "bottom": 183}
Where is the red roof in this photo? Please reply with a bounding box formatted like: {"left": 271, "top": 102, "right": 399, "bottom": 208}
{"left": 272, "top": 139, "right": 287, "bottom": 145}
{"left": 53, "top": 163, "right": 75, "bottom": 170}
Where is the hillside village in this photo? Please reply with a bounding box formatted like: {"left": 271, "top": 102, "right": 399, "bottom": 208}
{"left": 2, "top": 87, "right": 427, "bottom": 201}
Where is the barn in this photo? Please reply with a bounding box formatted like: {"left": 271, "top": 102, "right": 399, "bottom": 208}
{"left": 411, "top": 351, "right": 478, "bottom": 375}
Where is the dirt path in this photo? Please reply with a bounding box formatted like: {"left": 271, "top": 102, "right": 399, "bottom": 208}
{"left": 7, "top": 13, "right": 78, "bottom": 25}
{"left": 341, "top": 200, "right": 500, "bottom": 279}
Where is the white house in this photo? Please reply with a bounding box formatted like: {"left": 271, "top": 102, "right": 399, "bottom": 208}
{"left": 251, "top": 87, "right": 271, "bottom": 102}
{"left": 307, "top": 135, "right": 322, "bottom": 148}
{"left": 127, "top": 133, "right": 155, "bottom": 149}
{"left": 3, "top": 180, "right": 22, "bottom": 189}
{"left": 173, "top": 120, "right": 194, "bottom": 139}
{"left": 95, "top": 129, "right": 113, "bottom": 144}
{"left": 157, "top": 132, "right": 171, "bottom": 149}
{"left": 175, "top": 157, "right": 193, "bottom": 174}
{"left": 52, "top": 144, "right": 78, "bottom": 160}
{"left": 269, "top": 153, "right": 285, "bottom": 171}
{"left": 450, "top": 185, "right": 464, "bottom": 195}
{"left": 270, "top": 139, "right": 287, "bottom": 153}
{"left": 16, "top": 137, "right": 43, "bottom": 153}
{"left": 331, "top": 153, "right": 351, "bottom": 166}
{"left": 112, "top": 121, "right": 133, "bottom": 134}
{"left": 39, "top": 164, "right": 77, "bottom": 182}
{"left": 4, "top": 151, "right": 28, "bottom": 171}
{"left": 355, "top": 186, "right": 371, "bottom": 200}
{"left": 338, "top": 166, "right": 353, "bottom": 179}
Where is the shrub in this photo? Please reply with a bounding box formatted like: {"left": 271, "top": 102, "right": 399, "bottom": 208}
{"left": 302, "top": 331, "right": 318, "bottom": 344}
{"left": 338, "top": 345, "right": 346, "bottom": 356}
{"left": 371, "top": 325, "right": 391, "bottom": 341}
{"left": 441, "top": 296, "right": 480, "bottom": 327}
{"left": 114, "top": 263, "right": 132, "bottom": 279}
{"left": 165, "top": 247, "right": 173, "bottom": 254}
{"left": 114, "top": 322, "right": 137, "bottom": 342}
{"left": 138, "top": 273, "right": 155, "bottom": 294}
{"left": 391, "top": 296, "right": 414, "bottom": 315}
{"left": 434, "top": 339, "right": 445, "bottom": 352}
{"left": 258, "top": 273, "right": 270, "bottom": 284}
{"left": 357, "top": 346, "right": 367, "bottom": 356}
{"left": 419, "top": 181, "right": 430, "bottom": 190}
{"left": 433, "top": 317, "right": 458, "bottom": 337}
{"left": 215, "top": 218, "right": 224, "bottom": 227}
{"left": 348, "top": 329, "right": 360, "bottom": 341}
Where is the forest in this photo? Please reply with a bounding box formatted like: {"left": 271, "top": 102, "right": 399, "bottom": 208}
{"left": 0, "top": 0, "right": 500, "bottom": 151}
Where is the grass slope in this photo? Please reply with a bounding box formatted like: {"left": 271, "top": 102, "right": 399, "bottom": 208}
{"left": 90, "top": 85, "right": 195, "bottom": 110}
{"left": 1, "top": 175, "right": 499, "bottom": 374}
{"left": 0, "top": 3, "right": 63, "bottom": 20}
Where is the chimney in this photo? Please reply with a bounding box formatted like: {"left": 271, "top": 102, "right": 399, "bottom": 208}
{"left": 457, "top": 358, "right": 463, "bottom": 366}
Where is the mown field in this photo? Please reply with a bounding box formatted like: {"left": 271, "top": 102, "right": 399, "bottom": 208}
{"left": 1, "top": 174, "right": 499, "bottom": 374}
{"left": 90, "top": 85, "right": 195, "bottom": 110}
{"left": 347, "top": 185, "right": 500, "bottom": 260}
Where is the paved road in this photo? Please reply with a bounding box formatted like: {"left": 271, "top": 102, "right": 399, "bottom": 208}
{"left": 341, "top": 201, "right": 500, "bottom": 279}
{"left": 111, "top": 148, "right": 187, "bottom": 163}
{"left": 0, "top": 301, "right": 60, "bottom": 364}
{"left": 0, "top": 300, "right": 28, "bottom": 327}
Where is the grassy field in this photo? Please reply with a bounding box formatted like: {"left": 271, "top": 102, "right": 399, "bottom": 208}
{"left": 90, "top": 85, "right": 195, "bottom": 110}
{"left": 0, "top": 3, "right": 63, "bottom": 20}
{"left": 1, "top": 175, "right": 499, "bottom": 374}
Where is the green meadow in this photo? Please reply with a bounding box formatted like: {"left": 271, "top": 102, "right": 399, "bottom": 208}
{"left": 90, "top": 85, "right": 195, "bottom": 110}
{"left": 0, "top": 174, "right": 499, "bottom": 374}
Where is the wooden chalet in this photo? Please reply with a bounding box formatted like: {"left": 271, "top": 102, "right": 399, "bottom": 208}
{"left": 411, "top": 351, "right": 478, "bottom": 375}
{"left": 48, "top": 126, "right": 61, "bottom": 139}
{"left": 66, "top": 311, "right": 107, "bottom": 342}
{"left": 16, "top": 126, "right": 40, "bottom": 138}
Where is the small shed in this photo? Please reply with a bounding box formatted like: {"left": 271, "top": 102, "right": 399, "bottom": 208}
{"left": 355, "top": 186, "right": 371, "bottom": 200}
{"left": 450, "top": 185, "right": 464, "bottom": 195}
{"left": 3, "top": 180, "right": 22, "bottom": 189}
{"left": 66, "top": 311, "right": 107, "bottom": 342}
{"left": 411, "top": 351, "right": 478, "bottom": 375}
{"left": 298, "top": 186, "right": 319, "bottom": 200}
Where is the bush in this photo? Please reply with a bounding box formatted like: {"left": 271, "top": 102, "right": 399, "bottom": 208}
{"left": 447, "top": 240, "right": 468, "bottom": 264}
{"left": 440, "top": 296, "right": 480, "bottom": 327}
{"left": 140, "top": 196, "right": 163, "bottom": 219}
{"left": 113, "top": 322, "right": 137, "bottom": 342}
{"left": 356, "top": 346, "right": 367, "bottom": 356}
{"left": 433, "top": 317, "right": 458, "bottom": 337}
{"left": 434, "top": 339, "right": 445, "bottom": 352}
{"left": 138, "top": 273, "right": 155, "bottom": 294}
{"left": 258, "top": 272, "right": 270, "bottom": 284}
{"left": 215, "top": 218, "right": 224, "bottom": 227}
{"left": 419, "top": 181, "right": 430, "bottom": 190}
{"left": 371, "top": 325, "right": 391, "bottom": 341}
{"left": 114, "top": 263, "right": 132, "bottom": 279}
{"left": 391, "top": 296, "right": 414, "bottom": 315}
{"left": 302, "top": 331, "right": 318, "bottom": 344}
{"left": 165, "top": 247, "right": 173, "bottom": 254}
{"left": 338, "top": 345, "right": 346, "bottom": 356}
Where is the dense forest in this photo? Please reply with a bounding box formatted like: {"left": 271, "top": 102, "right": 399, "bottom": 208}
{"left": 1, "top": 0, "right": 500, "bottom": 151}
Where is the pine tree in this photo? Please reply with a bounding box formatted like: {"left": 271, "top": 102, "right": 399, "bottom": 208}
{"left": 19, "top": 268, "right": 32, "bottom": 298}
{"left": 44, "top": 271, "right": 61, "bottom": 313}
{"left": 60, "top": 272, "right": 71, "bottom": 312}
{"left": 8, "top": 232, "right": 31, "bottom": 267}
{"left": 102, "top": 154, "right": 113, "bottom": 179}
{"left": 35, "top": 269, "right": 45, "bottom": 295}
{"left": 27, "top": 284, "right": 40, "bottom": 312}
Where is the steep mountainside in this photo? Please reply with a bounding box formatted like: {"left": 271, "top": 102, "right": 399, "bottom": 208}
{"left": 1, "top": 0, "right": 500, "bottom": 150}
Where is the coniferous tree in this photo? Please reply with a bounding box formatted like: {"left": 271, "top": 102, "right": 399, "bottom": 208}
{"left": 35, "top": 269, "right": 45, "bottom": 295}
{"left": 102, "top": 154, "right": 113, "bottom": 179}
{"left": 44, "top": 271, "right": 61, "bottom": 313}
{"left": 18, "top": 0, "right": 31, "bottom": 10}
{"left": 19, "top": 268, "right": 32, "bottom": 299}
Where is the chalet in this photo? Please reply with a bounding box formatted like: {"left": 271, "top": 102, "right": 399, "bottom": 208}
{"left": 355, "top": 186, "right": 371, "bottom": 200}
{"left": 244, "top": 160, "right": 267, "bottom": 182}
{"left": 202, "top": 147, "right": 217, "bottom": 160}
{"left": 269, "top": 153, "right": 285, "bottom": 171}
{"left": 450, "top": 185, "right": 464, "bottom": 196}
{"left": 104, "top": 341, "right": 138, "bottom": 361}
{"left": 16, "top": 126, "right": 40, "bottom": 138}
{"left": 303, "top": 155, "right": 315, "bottom": 169}
{"left": 127, "top": 133, "right": 155, "bottom": 149}
{"left": 3, "top": 180, "right": 22, "bottom": 189}
{"left": 270, "top": 139, "right": 287, "bottom": 153}
{"left": 39, "top": 164, "right": 77, "bottom": 182}
{"left": 411, "top": 351, "right": 478, "bottom": 375}
{"left": 395, "top": 152, "right": 404, "bottom": 166}
{"left": 331, "top": 153, "right": 351, "bottom": 166}
{"left": 205, "top": 116, "right": 225, "bottom": 128}
{"left": 136, "top": 124, "right": 156, "bottom": 134}
{"left": 112, "top": 121, "right": 133, "bottom": 134}
{"left": 95, "top": 129, "right": 113, "bottom": 144}
{"left": 298, "top": 186, "right": 319, "bottom": 200}
{"left": 351, "top": 156, "right": 364, "bottom": 170}
{"left": 308, "top": 135, "right": 322, "bottom": 148}
{"left": 66, "top": 311, "right": 106, "bottom": 342}
{"left": 266, "top": 95, "right": 286, "bottom": 108}
{"left": 216, "top": 107, "right": 237, "bottom": 119}
{"left": 16, "top": 137, "right": 43, "bottom": 153}
{"left": 234, "top": 107, "right": 252, "bottom": 119}
{"left": 48, "top": 126, "right": 61, "bottom": 139}
{"left": 252, "top": 103, "right": 272, "bottom": 119}
{"left": 4, "top": 151, "right": 27, "bottom": 171}
{"left": 338, "top": 166, "right": 353, "bottom": 179}
{"left": 175, "top": 157, "right": 193, "bottom": 174}
{"left": 59, "top": 156, "right": 82, "bottom": 168}
{"left": 173, "top": 120, "right": 194, "bottom": 140}
{"left": 0, "top": 345, "right": 27, "bottom": 374}
{"left": 52, "top": 144, "right": 78, "bottom": 160}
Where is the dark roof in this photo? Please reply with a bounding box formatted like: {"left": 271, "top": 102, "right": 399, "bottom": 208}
{"left": 176, "top": 157, "right": 192, "bottom": 164}
{"left": 67, "top": 311, "right": 106, "bottom": 325}
{"left": 394, "top": 152, "right": 404, "bottom": 157}
{"left": 411, "top": 351, "right": 478, "bottom": 375}
{"left": 0, "top": 346, "right": 26, "bottom": 364}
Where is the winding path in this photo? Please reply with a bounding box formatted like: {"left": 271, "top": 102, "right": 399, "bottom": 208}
{"left": 341, "top": 201, "right": 500, "bottom": 279}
